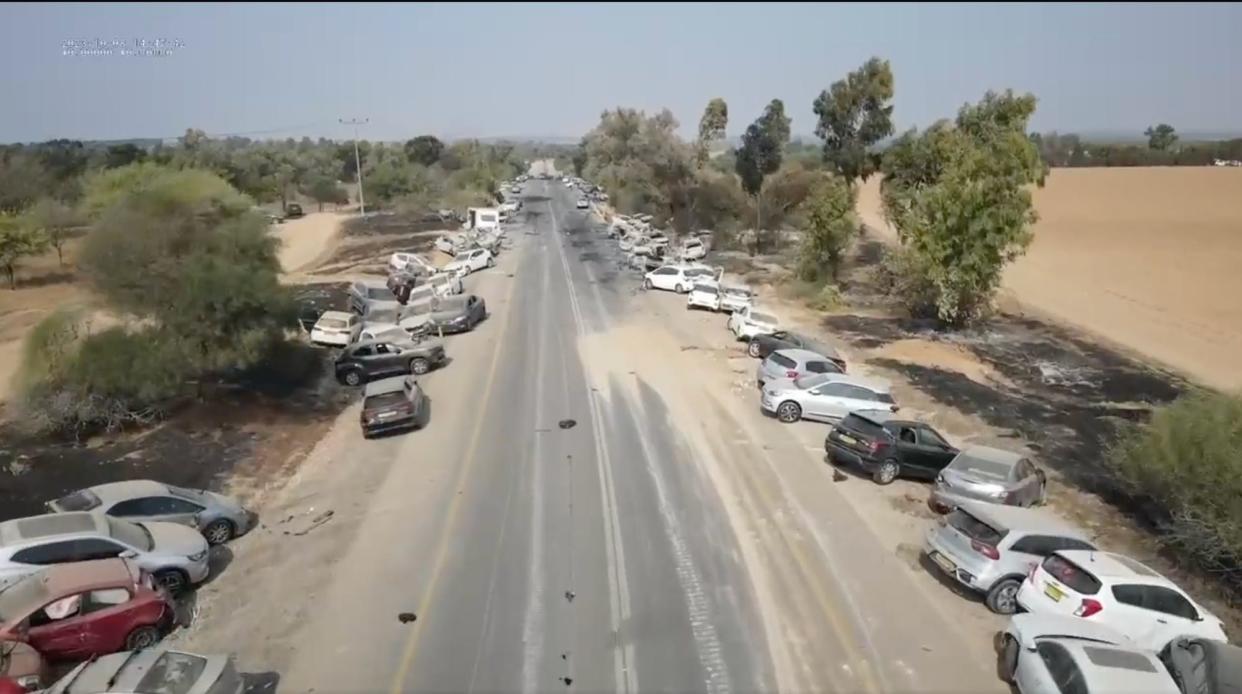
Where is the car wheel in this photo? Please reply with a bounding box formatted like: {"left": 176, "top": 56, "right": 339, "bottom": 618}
{"left": 410, "top": 357, "right": 430, "bottom": 375}
{"left": 776, "top": 401, "right": 802, "bottom": 423}
{"left": 154, "top": 569, "right": 189, "bottom": 594}
{"left": 998, "top": 633, "right": 1020, "bottom": 684}
{"left": 362, "top": 428, "right": 373, "bottom": 440}
{"left": 1037, "top": 481, "right": 1048, "bottom": 506}
{"left": 125, "top": 625, "right": 161, "bottom": 651}
{"left": 643, "top": 278, "right": 653, "bottom": 290}
{"left": 343, "top": 370, "right": 362, "bottom": 387}
{"left": 986, "top": 578, "right": 1023, "bottom": 615}
{"left": 487, "top": 258, "right": 495, "bottom": 268}
{"left": 676, "top": 283, "right": 688, "bottom": 293}
{"left": 747, "top": 340, "right": 762, "bottom": 358}
{"left": 202, "top": 519, "right": 235, "bottom": 545}
{"left": 873, "top": 459, "right": 901, "bottom": 485}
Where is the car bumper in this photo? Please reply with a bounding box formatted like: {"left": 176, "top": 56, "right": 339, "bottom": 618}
{"left": 929, "top": 487, "right": 1006, "bottom": 514}
{"left": 311, "top": 333, "right": 350, "bottom": 347}
{"left": 922, "top": 527, "right": 997, "bottom": 593}
{"left": 364, "top": 414, "right": 418, "bottom": 435}
{"left": 824, "top": 440, "right": 877, "bottom": 471}
{"left": 759, "top": 393, "right": 778, "bottom": 413}
{"left": 186, "top": 558, "right": 211, "bottom": 584}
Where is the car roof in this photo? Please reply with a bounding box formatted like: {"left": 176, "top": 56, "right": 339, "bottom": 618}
{"left": 54, "top": 649, "right": 229, "bottom": 694}
{"left": 1057, "top": 640, "right": 1177, "bottom": 693}
{"left": 0, "top": 559, "right": 136, "bottom": 616}
{"left": 363, "top": 376, "right": 410, "bottom": 396}
{"left": 820, "top": 373, "right": 892, "bottom": 393}
{"left": 958, "top": 501, "right": 1090, "bottom": 539}
{"left": 845, "top": 409, "right": 901, "bottom": 425}
{"left": 957, "top": 444, "right": 1026, "bottom": 465}
{"left": 774, "top": 348, "right": 837, "bottom": 364}
{"left": 85, "top": 480, "right": 171, "bottom": 506}
{"left": 1054, "top": 550, "right": 1165, "bottom": 581}
{"left": 318, "top": 310, "right": 354, "bottom": 321}
{"left": 0, "top": 512, "right": 105, "bottom": 546}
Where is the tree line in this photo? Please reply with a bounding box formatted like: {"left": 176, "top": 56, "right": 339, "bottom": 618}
{"left": 1032, "top": 125, "right": 1242, "bottom": 168}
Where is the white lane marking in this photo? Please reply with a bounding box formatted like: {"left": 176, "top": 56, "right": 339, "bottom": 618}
{"left": 521, "top": 246, "right": 553, "bottom": 694}
{"left": 549, "top": 199, "right": 636, "bottom": 694}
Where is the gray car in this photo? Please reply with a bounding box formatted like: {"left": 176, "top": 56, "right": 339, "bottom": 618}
{"left": 349, "top": 280, "right": 401, "bottom": 317}
{"left": 47, "top": 648, "right": 245, "bottom": 694}
{"left": 930, "top": 445, "right": 1047, "bottom": 512}
{"left": 47, "top": 479, "right": 256, "bottom": 546}
{"left": 755, "top": 348, "right": 844, "bottom": 389}
{"left": 760, "top": 373, "right": 896, "bottom": 424}
{"left": 923, "top": 501, "right": 1096, "bottom": 614}
{"left": 998, "top": 614, "right": 1179, "bottom": 694}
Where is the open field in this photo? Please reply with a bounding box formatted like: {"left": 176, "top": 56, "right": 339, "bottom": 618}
{"left": 858, "top": 167, "right": 1242, "bottom": 390}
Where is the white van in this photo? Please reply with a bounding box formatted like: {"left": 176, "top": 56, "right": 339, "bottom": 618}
{"left": 467, "top": 207, "right": 501, "bottom": 233}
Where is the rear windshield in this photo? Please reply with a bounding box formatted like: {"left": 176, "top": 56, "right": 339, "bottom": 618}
{"left": 752, "top": 312, "right": 777, "bottom": 324}
{"left": 53, "top": 489, "right": 100, "bottom": 512}
{"left": 723, "top": 287, "right": 751, "bottom": 298}
{"left": 367, "top": 286, "right": 396, "bottom": 301}
{"left": 685, "top": 268, "right": 713, "bottom": 278}
{"left": 365, "top": 393, "right": 407, "bottom": 409}
{"left": 107, "top": 517, "right": 153, "bottom": 552}
{"left": 954, "top": 453, "right": 1013, "bottom": 480}
{"left": 318, "top": 317, "right": 347, "bottom": 329}
{"left": 947, "top": 509, "right": 1005, "bottom": 545}
{"left": 693, "top": 284, "right": 718, "bottom": 295}
{"left": 839, "top": 414, "right": 886, "bottom": 439}
{"left": 1043, "top": 554, "right": 1102, "bottom": 595}
{"left": 135, "top": 651, "right": 209, "bottom": 694}
{"left": 769, "top": 353, "right": 796, "bottom": 369}
{"left": 874, "top": 392, "right": 896, "bottom": 404}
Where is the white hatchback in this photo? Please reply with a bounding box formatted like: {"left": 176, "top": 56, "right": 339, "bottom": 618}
{"left": 686, "top": 282, "right": 722, "bottom": 311}
{"left": 1016, "top": 549, "right": 1227, "bottom": 651}
{"left": 644, "top": 265, "right": 716, "bottom": 293}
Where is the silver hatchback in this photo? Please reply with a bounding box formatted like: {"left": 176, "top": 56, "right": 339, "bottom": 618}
{"left": 755, "top": 348, "right": 843, "bottom": 389}
{"left": 930, "top": 445, "right": 1047, "bottom": 512}
{"left": 924, "top": 501, "right": 1095, "bottom": 614}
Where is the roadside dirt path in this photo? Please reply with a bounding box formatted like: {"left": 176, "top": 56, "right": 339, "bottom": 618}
{"left": 273, "top": 212, "right": 350, "bottom": 275}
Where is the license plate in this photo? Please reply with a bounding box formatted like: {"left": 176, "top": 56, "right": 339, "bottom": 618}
{"left": 838, "top": 434, "right": 857, "bottom": 446}
{"left": 378, "top": 412, "right": 396, "bottom": 419}
{"left": 1043, "top": 583, "right": 1065, "bottom": 602}
{"left": 930, "top": 552, "right": 955, "bottom": 574}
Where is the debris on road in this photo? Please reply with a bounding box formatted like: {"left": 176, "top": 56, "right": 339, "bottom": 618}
{"left": 285, "top": 509, "right": 334, "bottom": 536}
{"left": 564, "top": 590, "right": 575, "bottom": 603}
{"left": 398, "top": 612, "right": 417, "bottom": 624}
{"left": 558, "top": 419, "right": 577, "bottom": 429}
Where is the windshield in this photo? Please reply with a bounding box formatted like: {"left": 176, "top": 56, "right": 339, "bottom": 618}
{"left": 365, "top": 393, "right": 408, "bottom": 409}
{"left": 367, "top": 286, "right": 396, "bottom": 301}
{"left": 952, "top": 453, "right": 1013, "bottom": 480}
{"left": 752, "top": 312, "right": 777, "bottom": 325}
{"left": 135, "top": 652, "right": 210, "bottom": 694}
{"left": 318, "top": 317, "right": 347, "bottom": 329}
{"left": 107, "top": 517, "right": 153, "bottom": 551}
{"left": 52, "top": 489, "right": 101, "bottom": 512}
{"left": 453, "top": 253, "right": 470, "bottom": 262}
{"left": 693, "top": 284, "right": 719, "bottom": 295}
{"left": 723, "top": 287, "right": 751, "bottom": 298}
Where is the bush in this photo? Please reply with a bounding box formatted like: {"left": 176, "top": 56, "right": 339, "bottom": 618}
{"left": 1106, "top": 391, "right": 1242, "bottom": 586}
{"left": 875, "top": 246, "right": 940, "bottom": 318}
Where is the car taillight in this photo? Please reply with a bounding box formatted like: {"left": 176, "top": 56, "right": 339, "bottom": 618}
{"left": 970, "top": 539, "right": 1000, "bottom": 560}
{"left": 1075, "top": 598, "right": 1103, "bottom": 618}
{"left": 1028, "top": 563, "right": 1039, "bottom": 580}
{"left": 867, "top": 440, "right": 887, "bottom": 455}
{"left": 786, "top": 370, "right": 799, "bottom": 378}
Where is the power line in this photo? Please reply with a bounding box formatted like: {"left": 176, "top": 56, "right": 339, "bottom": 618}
{"left": 340, "top": 118, "right": 369, "bottom": 216}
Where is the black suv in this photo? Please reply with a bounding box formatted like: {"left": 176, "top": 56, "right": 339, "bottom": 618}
{"left": 825, "top": 410, "right": 958, "bottom": 485}
{"left": 748, "top": 330, "right": 845, "bottom": 371}
{"left": 334, "top": 338, "right": 446, "bottom": 386}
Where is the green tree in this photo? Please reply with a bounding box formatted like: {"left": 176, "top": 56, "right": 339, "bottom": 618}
{"left": 1145, "top": 123, "right": 1178, "bottom": 151}
{"left": 735, "top": 100, "right": 791, "bottom": 251}
{"left": 304, "top": 175, "right": 349, "bottom": 211}
{"left": 696, "top": 98, "right": 729, "bottom": 166}
{"left": 405, "top": 135, "right": 445, "bottom": 166}
{"left": 880, "top": 90, "right": 1045, "bottom": 325}
{"left": 21, "top": 198, "right": 81, "bottom": 267}
{"left": 797, "top": 176, "right": 858, "bottom": 282}
{"left": 0, "top": 150, "right": 53, "bottom": 213}
{"left": 80, "top": 162, "right": 175, "bottom": 219}
{"left": 813, "top": 57, "right": 895, "bottom": 183}
{"left": 104, "top": 144, "right": 147, "bottom": 169}
{"left": 0, "top": 213, "right": 51, "bottom": 289}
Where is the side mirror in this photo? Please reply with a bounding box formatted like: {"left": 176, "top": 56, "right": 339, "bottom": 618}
{"left": 119, "top": 549, "right": 138, "bottom": 559}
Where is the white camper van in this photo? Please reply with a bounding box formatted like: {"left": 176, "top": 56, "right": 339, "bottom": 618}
{"left": 467, "top": 207, "right": 501, "bottom": 233}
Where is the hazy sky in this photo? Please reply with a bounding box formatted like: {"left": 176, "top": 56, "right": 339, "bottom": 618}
{"left": 3, "top": 2, "right": 1241, "bottom": 143}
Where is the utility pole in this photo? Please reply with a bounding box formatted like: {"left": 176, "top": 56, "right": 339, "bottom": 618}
{"left": 339, "top": 118, "right": 369, "bottom": 216}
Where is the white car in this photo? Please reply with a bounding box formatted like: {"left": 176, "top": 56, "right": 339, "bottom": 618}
{"left": 728, "top": 305, "right": 780, "bottom": 340}
{"left": 1016, "top": 549, "right": 1228, "bottom": 651}
{"left": 388, "top": 252, "right": 435, "bottom": 276}
{"left": 680, "top": 238, "right": 706, "bottom": 261}
{"left": 687, "top": 282, "right": 722, "bottom": 311}
{"left": 719, "top": 284, "right": 754, "bottom": 313}
{"left": 644, "top": 264, "right": 717, "bottom": 293}
{"left": 760, "top": 373, "right": 897, "bottom": 423}
{"left": 444, "top": 248, "right": 495, "bottom": 277}
{"left": 0, "top": 512, "right": 211, "bottom": 591}
{"left": 427, "top": 271, "right": 463, "bottom": 297}
{"left": 618, "top": 236, "right": 638, "bottom": 253}
{"left": 576, "top": 198, "right": 589, "bottom": 209}
{"left": 311, "top": 311, "right": 362, "bottom": 347}
{"left": 997, "top": 614, "right": 1179, "bottom": 694}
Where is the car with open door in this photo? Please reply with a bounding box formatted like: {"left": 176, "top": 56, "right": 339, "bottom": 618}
{"left": 334, "top": 338, "right": 446, "bottom": 386}
{"left": 824, "top": 410, "right": 958, "bottom": 484}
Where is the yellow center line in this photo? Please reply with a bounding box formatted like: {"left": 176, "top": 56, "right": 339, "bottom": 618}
{"left": 387, "top": 238, "right": 528, "bottom": 694}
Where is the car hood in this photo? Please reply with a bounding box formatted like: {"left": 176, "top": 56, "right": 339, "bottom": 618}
{"left": 145, "top": 521, "right": 209, "bottom": 556}
{"left": 1009, "top": 613, "right": 1129, "bottom": 648}
{"left": 940, "top": 467, "right": 1008, "bottom": 492}
{"left": 763, "top": 377, "right": 800, "bottom": 396}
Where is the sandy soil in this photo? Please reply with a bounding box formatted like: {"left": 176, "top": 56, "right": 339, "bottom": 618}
{"left": 273, "top": 212, "right": 350, "bottom": 274}
{"left": 857, "top": 168, "right": 1242, "bottom": 390}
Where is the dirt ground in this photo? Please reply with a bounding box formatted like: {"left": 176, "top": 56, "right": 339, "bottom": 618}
{"left": 272, "top": 212, "right": 350, "bottom": 274}
{"left": 857, "top": 167, "right": 1242, "bottom": 391}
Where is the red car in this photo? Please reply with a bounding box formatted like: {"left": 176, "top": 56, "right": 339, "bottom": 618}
{"left": 0, "top": 558, "right": 172, "bottom": 685}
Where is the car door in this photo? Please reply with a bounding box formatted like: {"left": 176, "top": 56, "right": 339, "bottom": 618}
{"left": 839, "top": 385, "right": 884, "bottom": 420}
{"left": 76, "top": 587, "right": 139, "bottom": 654}
{"left": 915, "top": 426, "right": 958, "bottom": 475}
{"left": 888, "top": 424, "right": 928, "bottom": 474}
{"left": 468, "top": 296, "right": 483, "bottom": 322}
{"left": 1143, "top": 586, "right": 1204, "bottom": 647}
{"left": 1109, "top": 584, "right": 1170, "bottom": 643}
{"left": 372, "top": 343, "right": 405, "bottom": 374}
{"left": 71, "top": 538, "right": 128, "bottom": 562}
{"left": 808, "top": 382, "right": 853, "bottom": 420}
{"left": 25, "top": 592, "right": 92, "bottom": 660}
{"left": 1013, "top": 459, "right": 1044, "bottom": 505}
{"left": 139, "top": 496, "right": 204, "bottom": 527}
{"left": 651, "top": 267, "right": 677, "bottom": 290}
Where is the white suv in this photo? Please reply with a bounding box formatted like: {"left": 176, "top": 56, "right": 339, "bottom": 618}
{"left": 1016, "top": 549, "right": 1227, "bottom": 651}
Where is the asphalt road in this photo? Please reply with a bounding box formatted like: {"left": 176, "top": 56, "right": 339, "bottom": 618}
{"left": 237, "top": 177, "right": 1003, "bottom": 694}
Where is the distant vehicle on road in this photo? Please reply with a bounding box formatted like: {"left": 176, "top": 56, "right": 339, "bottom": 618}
{"left": 755, "top": 348, "right": 843, "bottom": 390}
{"left": 310, "top": 310, "right": 361, "bottom": 347}
{"left": 45, "top": 649, "right": 246, "bottom": 694}
{"left": 283, "top": 203, "right": 304, "bottom": 219}
{"left": 728, "top": 305, "right": 781, "bottom": 341}
{"left": 929, "top": 445, "right": 1046, "bottom": 512}
{"left": 361, "top": 376, "right": 426, "bottom": 439}
{"left": 0, "top": 512, "right": 209, "bottom": 593}
{"left": 997, "top": 614, "right": 1179, "bottom": 694}
{"left": 1016, "top": 550, "right": 1227, "bottom": 652}
{"left": 426, "top": 294, "right": 487, "bottom": 334}
{"left": 825, "top": 410, "right": 957, "bottom": 484}
{"left": 334, "top": 338, "right": 446, "bottom": 385}
{"left": 576, "top": 198, "right": 589, "bottom": 209}
{"left": 923, "top": 502, "right": 1094, "bottom": 614}
{"left": 0, "top": 559, "right": 174, "bottom": 683}
{"left": 47, "top": 480, "right": 256, "bottom": 546}
{"left": 759, "top": 373, "right": 896, "bottom": 424}
{"left": 746, "top": 330, "right": 845, "bottom": 371}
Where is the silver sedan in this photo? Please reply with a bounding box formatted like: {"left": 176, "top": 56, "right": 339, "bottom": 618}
{"left": 47, "top": 479, "right": 257, "bottom": 545}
